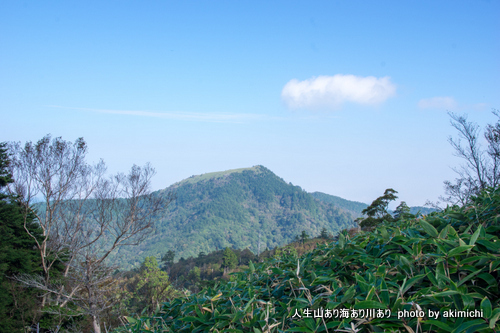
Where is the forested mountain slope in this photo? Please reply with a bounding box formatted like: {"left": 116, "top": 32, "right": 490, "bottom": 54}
{"left": 117, "top": 186, "right": 500, "bottom": 333}
{"left": 311, "top": 191, "right": 437, "bottom": 217}
{"left": 113, "top": 166, "right": 356, "bottom": 269}
{"left": 310, "top": 192, "right": 368, "bottom": 217}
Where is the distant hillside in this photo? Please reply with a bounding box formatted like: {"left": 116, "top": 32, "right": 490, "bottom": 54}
{"left": 409, "top": 206, "right": 437, "bottom": 216}
{"left": 310, "top": 191, "right": 368, "bottom": 217}
{"left": 113, "top": 166, "right": 356, "bottom": 269}
{"left": 311, "top": 191, "right": 437, "bottom": 218}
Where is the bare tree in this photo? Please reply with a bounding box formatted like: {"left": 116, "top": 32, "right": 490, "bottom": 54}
{"left": 8, "top": 135, "right": 173, "bottom": 333}
{"left": 484, "top": 110, "right": 500, "bottom": 187}
{"left": 440, "top": 110, "right": 500, "bottom": 206}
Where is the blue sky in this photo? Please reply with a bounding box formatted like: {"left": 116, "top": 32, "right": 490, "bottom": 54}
{"left": 2, "top": 1, "right": 499, "bottom": 207}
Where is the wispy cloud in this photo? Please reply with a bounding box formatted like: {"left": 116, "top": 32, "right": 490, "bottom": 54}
{"left": 47, "top": 106, "right": 265, "bottom": 123}
{"left": 281, "top": 74, "right": 396, "bottom": 110}
{"left": 417, "top": 97, "right": 488, "bottom": 111}
{"left": 418, "top": 96, "right": 458, "bottom": 110}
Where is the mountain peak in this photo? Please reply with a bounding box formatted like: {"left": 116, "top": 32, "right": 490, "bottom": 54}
{"left": 116, "top": 165, "right": 356, "bottom": 268}
{"left": 173, "top": 165, "right": 267, "bottom": 187}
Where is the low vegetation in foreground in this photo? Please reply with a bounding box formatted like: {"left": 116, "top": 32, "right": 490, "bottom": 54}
{"left": 116, "top": 187, "right": 500, "bottom": 333}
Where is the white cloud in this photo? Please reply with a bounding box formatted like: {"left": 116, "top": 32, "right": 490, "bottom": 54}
{"left": 281, "top": 74, "right": 396, "bottom": 110}
{"left": 47, "top": 106, "right": 265, "bottom": 123}
{"left": 418, "top": 96, "right": 458, "bottom": 110}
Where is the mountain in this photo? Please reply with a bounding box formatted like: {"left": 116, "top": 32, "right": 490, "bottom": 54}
{"left": 113, "top": 165, "right": 356, "bottom": 269}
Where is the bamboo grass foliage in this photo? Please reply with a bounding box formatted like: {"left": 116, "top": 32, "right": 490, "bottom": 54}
{"left": 115, "top": 187, "right": 500, "bottom": 332}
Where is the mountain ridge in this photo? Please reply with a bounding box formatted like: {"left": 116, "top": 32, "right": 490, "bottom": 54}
{"left": 113, "top": 165, "right": 356, "bottom": 269}
{"left": 310, "top": 191, "right": 437, "bottom": 217}
{"left": 113, "top": 165, "right": 435, "bottom": 269}
{"left": 169, "top": 166, "right": 263, "bottom": 187}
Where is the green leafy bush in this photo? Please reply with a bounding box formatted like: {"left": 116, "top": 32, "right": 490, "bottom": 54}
{"left": 115, "top": 187, "right": 500, "bottom": 332}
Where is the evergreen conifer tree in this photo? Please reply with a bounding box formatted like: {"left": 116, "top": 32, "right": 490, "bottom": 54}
{"left": 320, "top": 227, "right": 329, "bottom": 239}
{"left": 222, "top": 247, "right": 238, "bottom": 274}
{"left": 394, "top": 201, "right": 412, "bottom": 220}
{"left": 359, "top": 189, "right": 398, "bottom": 228}
{"left": 300, "top": 230, "right": 310, "bottom": 244}
{"left": 0, "top": 142, "right": 42, "bottom": 332}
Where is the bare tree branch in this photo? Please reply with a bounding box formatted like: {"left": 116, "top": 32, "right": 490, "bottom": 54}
{"left": 441, "top": 110, "right": 500, "bottom": 206}
{"left": 7, "top": 135, "right": 174, "bottom": 333}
